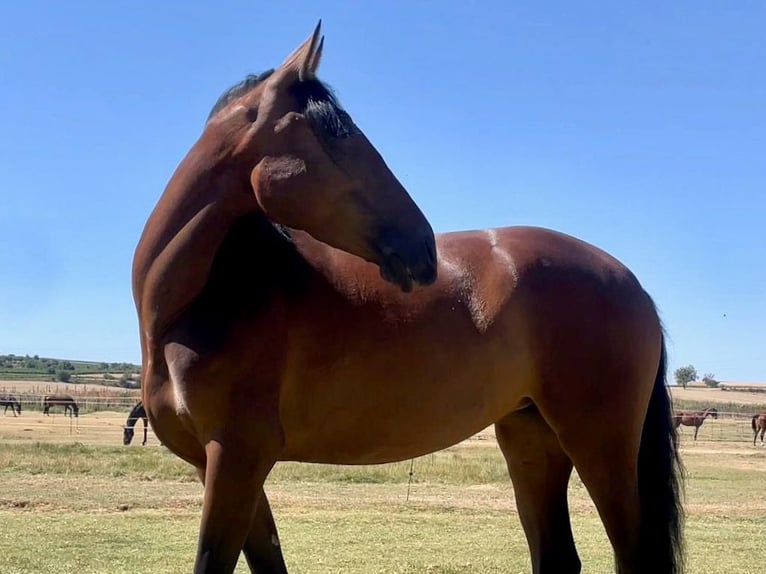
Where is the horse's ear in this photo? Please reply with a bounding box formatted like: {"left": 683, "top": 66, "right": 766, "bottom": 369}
{"left": 254, "top": 21, "right": 324, "bottom": 127}
{"left": 277, "top": 20, "right": 324, "bottom": 82}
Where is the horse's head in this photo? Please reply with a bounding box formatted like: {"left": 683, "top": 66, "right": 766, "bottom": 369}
{"left": 203, "top": 21, "right": 437, "bottom": 292}
{"left": 123, "top": 425, "right": 134, "bottom": 446}
{"left": 708, "top": 408, "right": 719, "bottom": 420}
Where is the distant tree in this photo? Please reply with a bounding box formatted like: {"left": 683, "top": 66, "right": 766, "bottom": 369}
{"left": 702, "top": 373, "right": 720, "bottom": 388}
{"left": 674, "top": 365, "right": 697, "bottom": 389}
{"left": 33, "top": 355, "right": 39, "bottom": 360}
{"left": 100, "top": 362, "right": 109, "bottom": 370}
{"left": 56, "top": 371, "right": 72, "bottom": 383}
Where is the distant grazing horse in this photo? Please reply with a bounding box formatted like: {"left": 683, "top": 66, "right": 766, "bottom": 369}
{"left": 1, "top": 394, "right": 21, "bottom": 416}
{"left": 42, "top": 394, "right": 79, "bottom": 418}
{"left": 673, "top": 407, "right": 718, "bottom": 440}
{"left": 751, "top": 413, "right": 766, "bottom": 446}
{"left": 123, "top": 401, "right": 148, "bottom": 446}
{"left": 132, "top": 23, "right": 684, "bottom": 574}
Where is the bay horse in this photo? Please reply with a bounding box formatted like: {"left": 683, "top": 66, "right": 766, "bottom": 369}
{"left": 1, "top": 394, "right": 21, "bottom": 416}
{"left": 132, "top": 22, "right": 684, "bottom": 574}
{"left": 123, "top": 401, "right": 149, "bottom": 446}
{"left": 42, "top": 394, "right": 79, "bottom": 418}
{"left": 751, "top": 413, "right": 766, "bottom": 446}
{"left": 673, "top": 407, "right": 718, "bottom": 441}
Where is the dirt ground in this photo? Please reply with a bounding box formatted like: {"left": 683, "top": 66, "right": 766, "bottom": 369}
{"left": 0, "top": 410, "right": 156, "bottom": 446}
{"left": 671, "top": 384, "right": 766, "bottom": 406}
{"left": 0, "top": 378, "right": 140, "bottom": 397}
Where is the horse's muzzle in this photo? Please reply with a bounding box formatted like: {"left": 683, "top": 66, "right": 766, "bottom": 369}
{"left": 378, "top": 231, "right": 438, "bottom": 293}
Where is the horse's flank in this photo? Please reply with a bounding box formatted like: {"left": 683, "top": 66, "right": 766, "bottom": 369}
{"left": 154, "top": 219, "right": 655, "bottom": 465}
{"left": 269, "top": 225, "right": 645, "bottom": 463}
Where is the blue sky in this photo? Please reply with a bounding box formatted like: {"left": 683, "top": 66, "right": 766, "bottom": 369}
{"left": 1, "top": 1, "right": 763, "bottom": 381}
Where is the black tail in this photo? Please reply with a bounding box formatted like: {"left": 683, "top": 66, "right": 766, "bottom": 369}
{"left": 637, "top": 333, "right": 685, "bottom": 573}
{"left": 752, "top": 415, "right": 758, "bottom": 433}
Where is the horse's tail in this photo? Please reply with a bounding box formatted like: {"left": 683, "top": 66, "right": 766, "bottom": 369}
{"left": 752, "top": 415, "right": 758, "bottom": 432}
{"left": 636, "top": 332, "right": 685, "bottom": 573}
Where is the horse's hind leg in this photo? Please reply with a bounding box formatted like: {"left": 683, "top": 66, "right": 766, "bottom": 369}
{"left": 495, "top": 407, "right": 581, "bottom": 574}
{"left": 693, "top": 425, "right": 699, "bottom": 441}
{"left": 242, "top": 492, "right": 288, "bottom": 573}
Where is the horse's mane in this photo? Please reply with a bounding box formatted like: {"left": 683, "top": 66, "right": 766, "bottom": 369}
{"left": 205, "top": 70, "right": 356, "bottom": 139}
{"left": 206, "top": 70, "right": 275, "bottom": 122}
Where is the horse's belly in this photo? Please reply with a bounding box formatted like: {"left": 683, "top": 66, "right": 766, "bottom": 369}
{"left": 277, "top": 354, "right": 529, "bottom": 464}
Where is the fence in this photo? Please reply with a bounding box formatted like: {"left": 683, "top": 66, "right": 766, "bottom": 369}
{"left": 674, "top": 409, "right": 765, "bottom": 444}
{"left": 1, "top": 390, "right": 140, "bottom": 415}
{"left": 2, "top": 399, "right": 765, "bottom": 448}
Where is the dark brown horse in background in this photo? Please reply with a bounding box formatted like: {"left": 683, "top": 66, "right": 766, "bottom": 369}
{"left": 42, "top": 394, "right": 79, "bottom": 418}
{"left": 673, "top": 407, "right": 718, "bottom": 440}
{"left": 132, "top": 23, "right": 684, "bottom": 574}
{"left": 1, "top": 394, "right": 21, "bottom": 416}
{"left": 123, "top": 401, "right": 148, "bottom": 446}
{"left": 751, "top": 413, "right": 766, "bottom": 446}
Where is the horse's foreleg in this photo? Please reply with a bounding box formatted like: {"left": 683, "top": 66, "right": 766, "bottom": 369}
{"left": 693, "top": 425, "right": 699, "bottom": 441}
{"left": 242, "top": 491, "right": 288, "bottom": 573}
{"left": 194, "top": 435, "right": 280, "bottom": 574}
{"left": 142, "top": 419, "right": 148, "bottom": 446}
{"left": 495, "top": 408, "right": 581, "bottom": 574}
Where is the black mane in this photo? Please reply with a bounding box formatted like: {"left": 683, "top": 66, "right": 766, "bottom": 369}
{"left": 206, "top": 72, "right": 357, "bottom": 138}
{"left": 206, "top": 69, "right": 275, "bottom": 122}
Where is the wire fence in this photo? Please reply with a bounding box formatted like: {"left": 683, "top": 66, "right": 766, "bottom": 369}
{"left": 674, "top": 410, "right": 765, "bottom": 444}
{"left": 2, "top": 400, "right": 765, "bottom": 448}
{"left": 1, "top": 391, "right": 140, "bottom": 415}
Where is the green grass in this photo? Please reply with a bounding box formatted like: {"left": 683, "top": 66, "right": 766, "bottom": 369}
{"left": 0, "top": 442, "right": 197, "bottom": 480}
{"left": 673, "top": 397, "right": 766, "bottom": 414}
{"left": 1, "top": 440, "right": 765, "bottom": 572}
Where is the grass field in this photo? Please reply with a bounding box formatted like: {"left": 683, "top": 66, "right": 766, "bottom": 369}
{"left": 2, "top": 407, "right": 766, "bottom": 573}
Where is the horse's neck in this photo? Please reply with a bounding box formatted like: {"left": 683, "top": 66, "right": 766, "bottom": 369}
{"left": 128, "top": 404, "right": 145, "bottom": 424}
{"left": 133, "top": 135, "right": 258, "bottom": 346}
